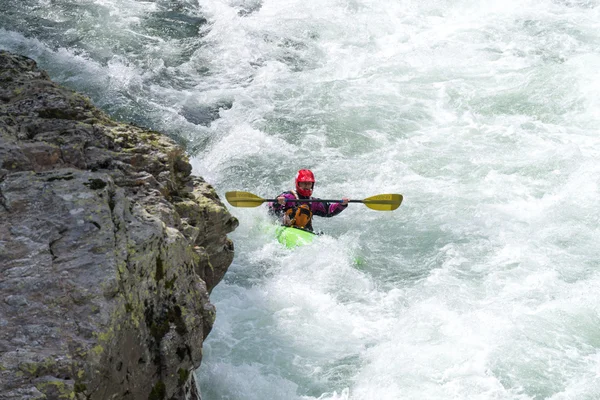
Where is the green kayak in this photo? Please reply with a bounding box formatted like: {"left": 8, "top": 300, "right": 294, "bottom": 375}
{"left": 274, "top": 226, "right": 317, "bottom": 248}
{"left": 270, "top": 225, "right": 365, "bottom": 266}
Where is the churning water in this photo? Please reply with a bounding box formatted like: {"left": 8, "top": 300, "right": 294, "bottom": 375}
{"left": 2, "top": 0, "right": 600, "bottom": 398}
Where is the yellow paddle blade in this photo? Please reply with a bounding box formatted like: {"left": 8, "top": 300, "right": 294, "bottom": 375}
{"left": 225, "top": 191, "right": 267, "bottom": 207}
{"left": 362, "top": 194, "right": 403, "bottom": 211}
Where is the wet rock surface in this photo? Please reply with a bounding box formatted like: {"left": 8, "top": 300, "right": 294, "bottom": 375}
{"left": 0, "top": 51, "right": 238, "bottom": 400}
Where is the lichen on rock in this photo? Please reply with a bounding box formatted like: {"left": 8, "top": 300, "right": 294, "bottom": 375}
{"left": 0, "top": 50, "right": 238, "bottom": 399}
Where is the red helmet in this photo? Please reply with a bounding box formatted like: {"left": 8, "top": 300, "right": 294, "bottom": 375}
{"left": 295, "top": 169, "right": 315, "bottom": 197}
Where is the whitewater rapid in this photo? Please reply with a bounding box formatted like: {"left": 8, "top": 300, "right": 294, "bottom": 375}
{"left": 1, "top": 0, "right": 599, "bottom": 399}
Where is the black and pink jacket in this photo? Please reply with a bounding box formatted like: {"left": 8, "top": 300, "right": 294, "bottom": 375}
{"left": 268, "top": 191, "right": 348, "bottom": 232}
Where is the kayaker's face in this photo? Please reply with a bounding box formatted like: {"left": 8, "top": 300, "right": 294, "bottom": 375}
{"left": 298, "top": 182, "right": 313, "bottom": 190}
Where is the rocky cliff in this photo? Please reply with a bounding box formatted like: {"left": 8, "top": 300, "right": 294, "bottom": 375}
{"left": 0, "top": 51, "right": 238, "bottom": 399}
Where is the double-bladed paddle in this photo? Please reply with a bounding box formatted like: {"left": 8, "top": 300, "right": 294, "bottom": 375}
{"left": 225, "top": 191, "right": 403, "bottom": 211}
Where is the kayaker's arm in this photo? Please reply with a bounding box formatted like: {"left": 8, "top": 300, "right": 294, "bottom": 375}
{"left": 268, "top": 192, "right": 296, "bottom": 216}
{"left": 311, "top": 198, "right": 348, "bottom": 217}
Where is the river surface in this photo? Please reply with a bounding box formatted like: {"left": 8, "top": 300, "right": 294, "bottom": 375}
{"left": 2, "top": 0, "right": 600, "bottom": 399}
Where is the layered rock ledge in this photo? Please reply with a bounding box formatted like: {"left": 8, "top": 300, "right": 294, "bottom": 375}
{"left": 0, "top": 51, "right": 238, "bottom": 399}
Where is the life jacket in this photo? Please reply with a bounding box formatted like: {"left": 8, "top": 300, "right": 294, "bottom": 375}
{"left": 284, "top": 191, "right": 313, "bottom": 230}
{"left": 286, "top": 204, "right": 313, "bottom": 229}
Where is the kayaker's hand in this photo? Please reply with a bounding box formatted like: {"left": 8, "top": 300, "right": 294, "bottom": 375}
{"left": 282, "top": 213, "right": 292, "bottom": 226}
{"left": 277, "top": 196, "right": 286, "bottom": 205}
{"left": 341, "top": 197, "right": 349, "bottom": 206}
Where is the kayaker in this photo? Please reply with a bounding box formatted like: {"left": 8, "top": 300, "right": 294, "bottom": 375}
{"left": 269, "top": 169, "right": 349, "bottom": 232}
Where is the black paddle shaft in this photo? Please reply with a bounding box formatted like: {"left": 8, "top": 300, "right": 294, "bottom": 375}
{"left": 266, "top": 199, "right": 355, "bottom": 204}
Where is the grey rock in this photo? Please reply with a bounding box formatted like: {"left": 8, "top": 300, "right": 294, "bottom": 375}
{"left": 0, "top": 51, "right": 238, "bottom": 399}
